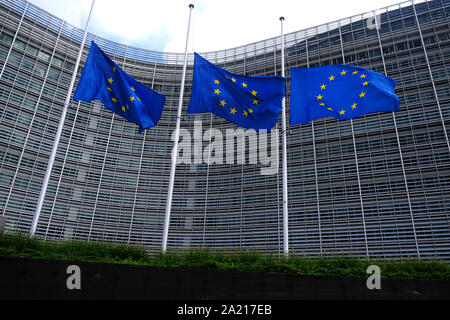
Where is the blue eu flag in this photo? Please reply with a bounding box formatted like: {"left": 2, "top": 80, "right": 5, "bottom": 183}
{"left": 73, "top": 41, "right": 166, "bottom": 133}
{"left": 188, "top": 53, "right": 286, "bottom": 131}
{"left": 289, "top": 65, "right": 400, "bottom": 125}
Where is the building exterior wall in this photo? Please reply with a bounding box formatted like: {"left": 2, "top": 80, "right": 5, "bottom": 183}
{"left": 0, "top": 0, "right": 449, "bottom": 260}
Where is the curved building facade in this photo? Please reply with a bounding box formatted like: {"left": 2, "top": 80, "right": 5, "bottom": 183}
{"left": 0, "top": 0, "right": 449, "bottom": 260}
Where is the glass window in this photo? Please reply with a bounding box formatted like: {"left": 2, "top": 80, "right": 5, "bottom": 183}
{"left": 52, "top": 56, "right": 63, "bottom": 68}
{"left": 13, "top": 39, "right": 26, "bottom": 51}
{"left": 0, "top": 32, "right": 13, "bottom": 45}
{"left": 21, "top": 56, "right": 34, "bottom": 71}
{"left": 37, "top": 50, "right": 50, "bottom": 62}
{"left": 7, "top": 52, "right": 22, "bottom": 66}
{"left": 33, "top": 63, "right": 46, "bottom": 77}
{"left": 64, "top": 61, "right": 74, "bottom": 71}
{"left": 25, "top": 45, "right": 38, "bottom": 57}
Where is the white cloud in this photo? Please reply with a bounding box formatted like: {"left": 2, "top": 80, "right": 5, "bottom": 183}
{"left": 29, "top": 0, "right": 405, "bottom": 53}
{"left": 30, "top": 0, "right": 92, "bottom": 27}
{"left": 167, "top": 0, "right": 408, "bottom": 53}
{"left": 90, "top": 0, "right": 188, "bottom": 49}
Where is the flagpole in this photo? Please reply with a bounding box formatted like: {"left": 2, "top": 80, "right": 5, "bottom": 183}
{"left": 162, "top": 4, "right": 194, "bottom": 253}
{"left": 29, "top": 0, "right": 96, "bottom": 237}
{"left": 279, "top": 17, "right": 289, "bottom": 256}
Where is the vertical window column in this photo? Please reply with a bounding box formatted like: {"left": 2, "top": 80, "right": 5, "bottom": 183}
{"left": 374, "top": 8, "right": 420, "bottom": 258}
{"left": 338, "top": 21, "right": 369, "bottom": 259}
{"left": 2, "top": 19, "right": 63, "bottom": 222}
{"left": 305, "top": 32, "right": 323, "bottom": 256}
{"left": 128, "top": 50, "right": 160, "bottom": 245}
{"left": 274, "top": 44, "right": 282, "bottom": 256}
{"left": 0, "top": 0, "right": 28, "bottom": 80}
{"left": 87, "top": 45, "right": 129, "bottom": 240}
{"left": 412, "top": 0, "right": 450, "bottom": 153}
{"left": 44, "top": 35, "right": 100, "bottom": 240}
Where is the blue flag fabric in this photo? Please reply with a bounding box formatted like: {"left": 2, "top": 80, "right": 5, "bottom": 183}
{"left": 73, "top": 41, "right": 166, "bottom": 133}
{"left": 188, "top": 53, "right": 286, "bottom": 131}
{"left": 289, "top": 65, "right": 400, "bottom": 125}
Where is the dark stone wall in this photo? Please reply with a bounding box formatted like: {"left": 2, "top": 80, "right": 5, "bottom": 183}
{"left": 0, "top": 257, "right": 449, "bottom": 300}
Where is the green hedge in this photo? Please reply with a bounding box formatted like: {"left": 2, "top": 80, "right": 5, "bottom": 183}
{"left": 1, "top": 233, "right": 449, "bottom": 280}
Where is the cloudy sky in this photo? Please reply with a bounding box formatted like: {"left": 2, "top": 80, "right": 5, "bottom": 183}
{"left": 29, "top": 0, "right": 407, "bottom": 53}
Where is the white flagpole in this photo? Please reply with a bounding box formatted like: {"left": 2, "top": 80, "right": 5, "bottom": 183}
{"left": 30, "top": 0, "right": 96, "bottom": 237}
{"left": 162, "top": 4, "right": 194, "bottom": 253}
{"left": 279, "top": 17, "right": 289, "bottom": 256}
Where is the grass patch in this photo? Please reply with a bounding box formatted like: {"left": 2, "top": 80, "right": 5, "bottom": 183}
{"left": 0, "top": 233, "right": 149, "bottom": 264}
{"left": 0, "top": 233, "right": 449, "bottom": 280}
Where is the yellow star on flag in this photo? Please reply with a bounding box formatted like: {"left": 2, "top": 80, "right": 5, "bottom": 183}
{"left": 214, "top": 80, "right": 220, "bottom": 84}
{"left": 121, "top": 106, "right": 126, "bottom": 112}
{"left": 359, "top": 92, "right": 366, "bottom": 98}
{"left": 214, "top": 89, "right": 221, "bottom": 95}
{"left": 362, "top": 81, "right": 369, "bottom": 87}
{"left": 316, "top": 94, "right": 323, "bottom": 100}
{"left": 341, "top": 70, "right": 347, "bottom": 76}
{"left": 243, "top": 110, "right": 248, "bottom": 117}
{"left": 360, "top": 74, "right": 367, "bottom": 79}
{"left": 230, "top": 108, "right": 237, "bottom": 115}
{"left": 253, "top": 99, "right": 259, "bottom": 105}
{"left": 352, "top": 71, "right": 358, "bottom": 75}
{"left": 251, "top": 90, "right": 258, "bottom": 96}
{"left": 131, "top": 86, "right": 135, "bottom": 91}
{"left": 329, "top": 75, "right": 335, "bottom": 81}
{"left": 351, "top": 103, "right": 357, "bottom": 109}
{"left": 112, "top": 66, "right": 116, "bottom": 72}
{"left": 112, "top": 97, "right": 117, "bottom": 103}
{"left": 130, "top": 96, "right": 136, "bottom": 102}
{"left": 231, "top": 77, "right": 236, "bottom": 83}
{"left": 249, "top": 108, "right": 254, "bottom": 113}
{"left": 108, "top": 78, "right": 114, "bottom": 84}
{"left": 320, "top": 84, "right": 327, "bottom": 90}
{"left": 327, "top": 107, "right": 333, "bottom": 111}
{"left": 242, "top": 82, "right": 248, "bottom": 88}
{"left": 339, "top": 109, "right": 346, "bottom": 115}
{"left": 219, "top": 100, "right": 227, "bottom": 107}
{"left": 319, "top": 102, "right": 325, "bottom": 106}
{"left": 107, "top": 87, "right": 112, "bottom": 92}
